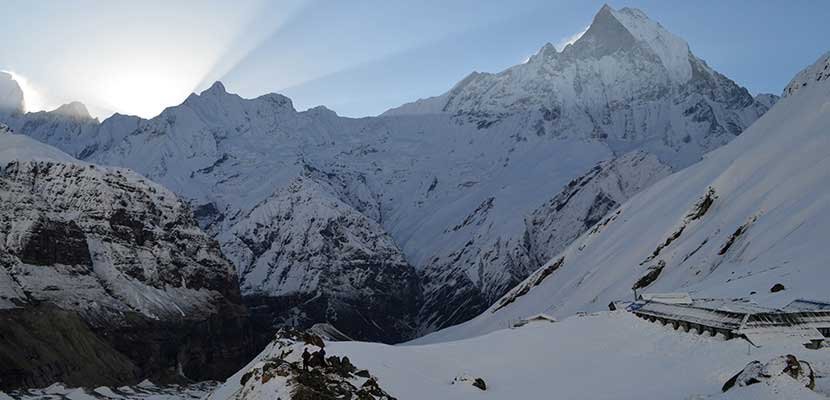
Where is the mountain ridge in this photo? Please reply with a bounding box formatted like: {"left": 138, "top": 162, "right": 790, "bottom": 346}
{"left": 1, "top": 5, "right": 774, "bottom": 341}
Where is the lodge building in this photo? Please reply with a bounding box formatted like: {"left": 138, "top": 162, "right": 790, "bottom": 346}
{"left": 629, "top": 294, "right": 830, "bottom": 348}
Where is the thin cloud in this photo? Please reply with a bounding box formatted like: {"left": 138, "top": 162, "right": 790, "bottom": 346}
{"left": 555, "top": 25, "right": 589, "bottom": 51}
{"left": 1, "top": 70, "right": 47, "bottom": 113}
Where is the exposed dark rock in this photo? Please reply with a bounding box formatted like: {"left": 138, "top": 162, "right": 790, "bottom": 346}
{"left": 473, "top": 378, "right": 487, "bottom": 391}
{"left": 493, "top": 257, "right": 564, "bottom": 313}
{"left": 244, "top": 265, "right": 420, "bottom": 345}
{"left": 18, "top": 219, "right": 92, "bottom": 267}
{"left": 0, "top": 160, "right": 256, "bottom": 389}
{"left": 0, "top": 305, "right": 138, "bottom": 390}
{"left": 633, "top": 260, "right": 666, "bottom": 290}
{"left": 770, "top": 283, "right": 786, "bottom": 293}
{"left": 109, "top": 208, "right": 153, "bottom": 246}
{"left": 584, "top": 192, "right": 618, "bottom": 228}
{"left": 642, "top": 227, "right": 685, "bottom": 264}
{"left": 686, "top": 187, "right": 717, "bottom": 221}
{"left": 103, "top": 302, "right": 255, "bottom": 384}
{"left": 452, "top": 375, "right": 487, "bottom": 391}
{"left": 719, "top": 218, "right": 755, "bottom": 255}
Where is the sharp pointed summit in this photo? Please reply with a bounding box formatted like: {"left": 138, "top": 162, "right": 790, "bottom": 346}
{"left": 568, "top": 5, "right": 692, "bottom": 82}
{"left": 203, "top": 81, "right": 228, "bottom": 96}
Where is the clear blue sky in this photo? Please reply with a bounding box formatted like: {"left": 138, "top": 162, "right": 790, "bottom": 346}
{"left": 1, "top": 0, "right": 827, "bottom": 119}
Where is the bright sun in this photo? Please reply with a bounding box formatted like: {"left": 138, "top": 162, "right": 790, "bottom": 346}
{"left": 92, "top": 61, "right": 201, "bottom": 118}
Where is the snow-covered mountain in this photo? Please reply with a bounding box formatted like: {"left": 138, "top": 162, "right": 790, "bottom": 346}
{"left": 754, "top": 93, "right": 780, "bottom": 109}
{"left": 0, "top": 126, "right": 254, "bottom": 389}
{"left": 223, "top": 171, "right": 420, "bottom": 343}
{"left": 415, "top": 51, "right": 830, "bottom": 344}
{"left": 386, "top": 5, "right": 767, "bottom": 167}
{"left": 0, "top": 5, "right": 772, "bottom": 341}
{"left": 0, "top": 72, "right": 24, "bottom": 116}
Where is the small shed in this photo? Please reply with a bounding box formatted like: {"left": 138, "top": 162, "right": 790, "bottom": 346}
{"left": 511, "top": 313, "right": 557, "bottom": 328}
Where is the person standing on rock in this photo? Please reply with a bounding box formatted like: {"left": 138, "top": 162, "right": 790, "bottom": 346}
{"left": 310, "top": 348, "right": 327, "bottom": 368}
{"left": 302, "top": 348, "right": 311, "bottom": 371}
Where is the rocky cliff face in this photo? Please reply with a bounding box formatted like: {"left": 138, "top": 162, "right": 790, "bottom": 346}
{"left": 223, "top": 170, "right": 420, "bottom": 343}
{"left": 2, "top": 6, "right": 772, "bottom": 340}
{"left": 0, "top": 128, "right": 256, "bottom": 389}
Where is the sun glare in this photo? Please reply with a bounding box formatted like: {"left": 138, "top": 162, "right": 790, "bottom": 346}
{"left": 94, "top": 65, "right": 198, "bottom": 119}
{"left": 2, "top": 70, "right": 47, "bottom": 113}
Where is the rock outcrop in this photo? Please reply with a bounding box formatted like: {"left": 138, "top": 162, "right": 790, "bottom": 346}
{"left": 722, "top": 355, "right": 815, "bottom": 392}
{"left": 208, "top": 330, "right": 396, "bottom": 400}
{"left": 0, "top": 129, "right": 256, "bottom": 389}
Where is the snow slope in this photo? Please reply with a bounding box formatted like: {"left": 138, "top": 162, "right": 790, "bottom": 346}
{"left": 211, "top": 312, "right": 830, "bottom": 400}
{"left": 416, "top": 51, "right": 830, "bottom": 344}
{"left": 1, "top": 6, "right": 772, "bottom": 339}
{"left": 0, "top": 124, "right": 75, "bottom": 164}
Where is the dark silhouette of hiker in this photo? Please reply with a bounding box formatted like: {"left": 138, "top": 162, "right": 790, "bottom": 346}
{"left": 302, "top": 348, "right": 311, "bottom": 371}
{"left": 309, "top": 348, "right": 326, "bottom": 368}
{"left": 319, "top": 348, "right": 327, "bottom": 366}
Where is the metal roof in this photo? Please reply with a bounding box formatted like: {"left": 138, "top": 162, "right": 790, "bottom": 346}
{"left": 638, "top": 292, "right": 692, "bottom": 305}
{"left": 784, "top": 299, "right": 830, "bottom": 311}
{"left": 633, "top": 297, "right": 830, "bottom": 337}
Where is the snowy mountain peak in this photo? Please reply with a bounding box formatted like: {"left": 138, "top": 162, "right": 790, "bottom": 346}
{"left": 572, "top": 5, "right": 692, "bottom": 82}
{"left": 563, "top": 4, "right": 636, "bottom": 57}
{"left": 754, "top": 93, "right": 780, "bottom": 109}
{"left": 527, "top": 42, "right": 558, "bottom": 64}
{"left": 182, "top": 81, "right": 296, "bottom": 113}
{"left": 783, "top": 51, "right": 830, "bottom": 97}
{"left": 203, "top": 81, "right": 229, "bottom": 96}
{"left": 0, "top": 71, "right": 24, "bottom": 115}
{"left": 52, "top": 101, "right": 93, "bottom": 120}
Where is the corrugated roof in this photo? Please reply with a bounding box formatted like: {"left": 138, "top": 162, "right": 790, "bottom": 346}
{"left": 633, "top": 297, "right": 830, "bottom": 338}
{"left": 639, "top": 292, "right": 692, "bottom": 305}
{"left": 784, "top": 299, "right": 830, "bottom": 311}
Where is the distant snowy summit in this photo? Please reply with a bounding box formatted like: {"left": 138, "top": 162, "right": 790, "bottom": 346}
{"left": 384, "top": 6, "right": 768, "bottom": 165}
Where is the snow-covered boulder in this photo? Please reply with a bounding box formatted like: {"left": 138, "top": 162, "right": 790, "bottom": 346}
{"left": 722, "top": 354, "right": 815, "bottom": 392}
